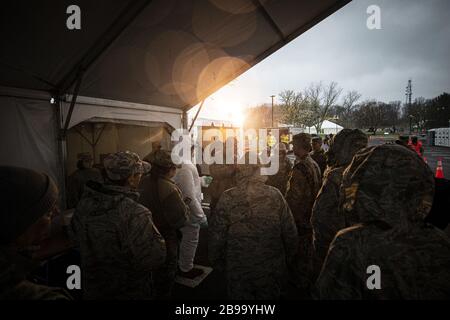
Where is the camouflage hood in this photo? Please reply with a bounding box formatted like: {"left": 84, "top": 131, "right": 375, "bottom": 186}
{"left": 77, "top": 181, "right": 140, "bottom": 216}
{"left": 341, "top": 144, "right": 434, "bottom": 230}
{"left": 326, "top": 129, "right": 368, "bottom": 167}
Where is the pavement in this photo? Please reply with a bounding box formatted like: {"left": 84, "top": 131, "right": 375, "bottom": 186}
{"left": 423, "top": 146, "right": 450, "bottom": 178}
{"left": 369, "top": 136, "right": 450, "bottom": 178}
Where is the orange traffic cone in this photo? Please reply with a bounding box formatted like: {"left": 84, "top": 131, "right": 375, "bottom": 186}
{"left": 435, "top": 158, "right": 444, "bottom": 179}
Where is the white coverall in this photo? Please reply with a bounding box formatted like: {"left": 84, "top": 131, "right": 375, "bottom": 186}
{"left": 174, "top": 160, "right": 207, "bottom": 272}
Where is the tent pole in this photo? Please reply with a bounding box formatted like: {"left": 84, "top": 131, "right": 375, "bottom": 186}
{"left": 61, "top": 71, "right": 83, "bottom": 138}
{"left": 55, "top": 94, "right": 68, "bottom": 209}
{"left": 91, "top": 123, "right": 96, "bottom": 162}
{"left": 188, "top": 100, "right": 205, "bottom": 132}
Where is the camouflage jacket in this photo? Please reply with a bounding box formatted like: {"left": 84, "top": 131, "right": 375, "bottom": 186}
{"left": 310, "top": 166, "right": 346, "bottom": 274}
{"left": 70, "top": 181, "right": 166, "bottom": 300}
{"left": 285, "top": 154, "right": 322, "bottom": 233}
{"left": 0, "top": 247, "right": 71, "bottom": 300}
{"left": 266, "top": 156, "right": 293, "bottom": 195}
{"left": 209, "top": 181, "right": 298, "bottom": 299}
{"left": 139, "top": 175, "right": 189, "bottom": 242}
{"left": 315, "top": 223, "right": 450, "bottom": 299}
{"left": 315, "top": 145, "right": 450, "bottom": 299}
{"left": 285, "top": 154, "right": 322, "bottom": 290}
{"left": 208, "top": 164, "right": 236, "bottom": 210}
{"left": 67, "top": 168, "right": 103, "bottom": 209}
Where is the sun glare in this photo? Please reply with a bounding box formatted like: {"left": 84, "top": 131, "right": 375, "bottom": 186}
{"left": 202, "top": 83, "right": 247, "bottom": 127}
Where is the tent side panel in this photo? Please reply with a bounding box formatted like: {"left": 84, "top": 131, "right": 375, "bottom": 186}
{"left": 0, "top": 96, "right": 61, "bottom": 188}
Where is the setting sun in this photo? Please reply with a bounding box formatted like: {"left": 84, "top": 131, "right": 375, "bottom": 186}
{"left": 191, "top": 81, "right": 248, "bottom": 127}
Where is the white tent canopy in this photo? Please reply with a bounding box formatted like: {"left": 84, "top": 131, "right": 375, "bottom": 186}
{"left": 307, "top": 120, "right": 343, "bottom": 135}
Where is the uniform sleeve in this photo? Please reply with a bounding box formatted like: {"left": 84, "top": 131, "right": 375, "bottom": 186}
{"left": 126, "top": 205, "right": 166, "bottom": 272}
{"left": 279, "top": 195, "right": 299, "bottom": 262}
{"left": 285, "top": 166, "right": 310, "bottom": 228}
{"left": 160, "top": 189, "right": 189, "bottom": 230}
{"left": 310, "top": 177, "right": 343, "bottom": 268}
{"left": 208, "top": 193, "right": 231, "bottom": 269}
{"left": 314, "top": 231, "right": 363, "bottom": 300}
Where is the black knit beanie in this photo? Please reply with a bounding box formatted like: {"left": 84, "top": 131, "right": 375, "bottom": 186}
{"left": 0, "top": 166, "right": 58, "bottom": 244}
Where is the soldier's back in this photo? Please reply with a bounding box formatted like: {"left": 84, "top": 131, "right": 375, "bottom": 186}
{"left": 215, "top": 184, "right": 297, "bottom": 299}
{"left": 311, "top": 166, "right": 346, "bottom": 272}
{"left": 286, "top": 155, "right": 322, "bottom": 230}
{"left": 72, "top": 182, "right": 161, "bottom": 299}
{"left": 316, "top": 224, "right": 450, "bottom": 299}
{"left": 224, "top": 185, "right": 289, "bottom": 268}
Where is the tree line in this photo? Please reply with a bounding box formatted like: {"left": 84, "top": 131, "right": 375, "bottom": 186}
{"left": 244, "top": 81, "right": 449, "bottom": 134}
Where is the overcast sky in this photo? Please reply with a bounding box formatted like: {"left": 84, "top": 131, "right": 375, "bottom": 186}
{"left": 194, "top": 0, "right": 450, "bottom": 123}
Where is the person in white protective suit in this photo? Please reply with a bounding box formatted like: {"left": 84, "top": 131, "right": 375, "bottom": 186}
{"left": 173, "top": 145, "right": 208, "bottom": 279}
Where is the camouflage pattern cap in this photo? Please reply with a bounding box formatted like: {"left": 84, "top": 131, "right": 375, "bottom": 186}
{"left": 103, "top": 151, "right": 143, "bottom": 181}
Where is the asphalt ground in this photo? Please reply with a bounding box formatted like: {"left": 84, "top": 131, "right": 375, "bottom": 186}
{"left": 369, "top": 137, "right": 450, "bottom": 178}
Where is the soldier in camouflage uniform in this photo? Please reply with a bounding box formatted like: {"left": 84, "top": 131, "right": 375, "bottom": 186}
{"left": 285, "top": 133, "right": 321, "bottom": 292}
{"left": 315, "top": 144, "right": 450, "bottom": 299}
{"left": 266, "top": 143, "right": 293, "bottom": 195}
{"left": 208, "top": 153, "right": 299, "bottom": 299}
{"left": 0, "top": 166, "right": 71, "bottom": 300}
{"left": 310, "top": 129, "right": 368, "bottom": 276}
{"left": 67, "top": 152, "right": 103, "bottom": 209}
{"left": 139, "top": 150, "right": 189, "bottom": 299}
{"left": 310, "top": 137, "right": 327, "bottom": 177}
{"left": 70, "top": 151, "right": 166, "bottom": 299}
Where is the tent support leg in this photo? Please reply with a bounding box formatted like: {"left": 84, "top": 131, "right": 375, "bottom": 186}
{"left": 73, "top": 123, "right": 106, "bottom": 164}
{"left": 182, "top": 111, "right": 188, "bottom": 129}
{"left": 61, "top": 71, "right": 84, "bottom": 138}
{"left": 93, "top": 124, "right": 106, "bottom": 162}
{"left": 55, "top": 95, "right": 68, "bottom": 209}
{"left": 188, "top": 99, "right": 205, "bottom": 132}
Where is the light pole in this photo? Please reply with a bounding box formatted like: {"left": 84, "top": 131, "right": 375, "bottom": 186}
{"left": 409, "top": 115, "right": 413, "bottom": 135}
{"left": 270, "top": 95, "right": 275, "bottom": 128}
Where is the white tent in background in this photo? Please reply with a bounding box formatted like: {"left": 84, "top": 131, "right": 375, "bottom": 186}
{"left": 307, "top": 120, "right": 343, "bottom": 135}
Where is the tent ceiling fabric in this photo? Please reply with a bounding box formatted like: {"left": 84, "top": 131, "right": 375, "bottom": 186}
{"left": 1, "top": 0, "right": 350, "bottom": 111}
{"left": 0, "top": 0, "right": 135, "bottom": 91}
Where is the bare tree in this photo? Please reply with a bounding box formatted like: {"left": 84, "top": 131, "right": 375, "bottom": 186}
{"left": 278, "top": 90, "right": 315, "bottom": 127}
{"left": 339, "top": 90, "right": 362, "bottom": 128}
{"left": 305, "top": 81, "right": 342, "bottom": 133}
{"left": 353, "top": 100, "right": 394, "bottom": 134}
